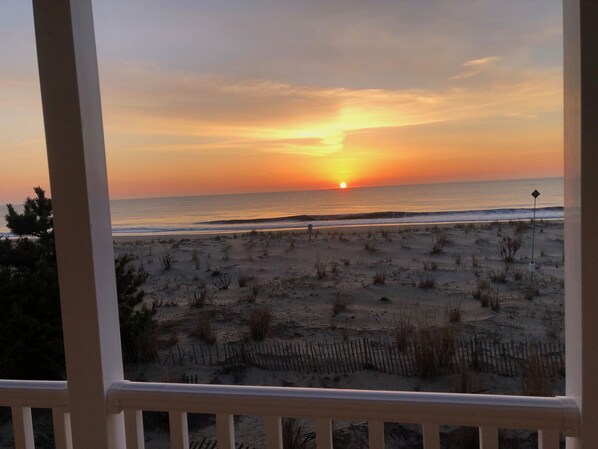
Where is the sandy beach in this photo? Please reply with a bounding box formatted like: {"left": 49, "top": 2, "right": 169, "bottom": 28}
{"left": 114, "top": 220, "right": 565, "bottom": 447}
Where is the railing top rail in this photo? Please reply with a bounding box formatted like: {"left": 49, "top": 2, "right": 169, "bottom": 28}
{"left": 108, "top": 381, "right": 580, "bottom": 437}
{"left": 0, "top": 380, "right": 69, "bottom": 408}
{"left": 0, "top": 379, "right": 580, "bottom": 437}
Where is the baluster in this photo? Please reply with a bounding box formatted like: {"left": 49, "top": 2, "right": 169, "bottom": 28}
{"left": 216, "top": 413, "right": 235, "bottom": 449}
{"left": 422, "top": 423, "right": 440, "bottom": 449}
{"left": 264, "top": 416, "right": 282, "bottom": 449}
{"left": 124, "top": 409, "right": 145, "bottom": 449}
{"left": 368, "top": 420, "right": 385, "bottom": 449}
{"left": 11, "top": 406, "right": 34, "bottom": 449}
{"left": 479, "top": 426, "right": 498, "bottom": 449}
{"left": 316, "top": 419, "right": 333, "bottom": 449}
{"left": 169, "top": 411, "right": 189, "bottom": 449}
{"left": 52, "top": 408, "right": 73, "bottom": 449}
{"left": 538, "top": 429, "right": 560, "bottom": 449}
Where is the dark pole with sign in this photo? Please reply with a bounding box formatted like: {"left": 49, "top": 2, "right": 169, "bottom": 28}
{"left": 531, "top": 189, "right": 540, "bottom": 265}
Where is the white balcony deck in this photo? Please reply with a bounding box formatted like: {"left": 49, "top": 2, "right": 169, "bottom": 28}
{"left": 0, "top": 379, "right": 580, "bottom": 449}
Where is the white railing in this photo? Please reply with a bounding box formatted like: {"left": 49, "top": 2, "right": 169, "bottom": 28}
{"left": 0, "top": 380, "right": 70, "bottom": 449}
{"left": 1, "top": 379, "right": 580, "bottom": 449}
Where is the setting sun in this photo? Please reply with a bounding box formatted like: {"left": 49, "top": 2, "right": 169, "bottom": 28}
{"left": 340, "top": 182, "right": 348, "bottom": 189}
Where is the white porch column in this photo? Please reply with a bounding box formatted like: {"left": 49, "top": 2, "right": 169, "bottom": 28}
{"left": 564, "top": 1, "right": 598, "bottom": 448}
{"left": 32, "top": 1, "right": 126, "bottom": 448}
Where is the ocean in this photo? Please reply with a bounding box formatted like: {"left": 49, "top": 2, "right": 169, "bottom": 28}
{"left": 0, "top": 177, "right": 563, "bottom": 236}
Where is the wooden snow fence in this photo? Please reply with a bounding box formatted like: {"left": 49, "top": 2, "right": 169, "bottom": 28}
{"left": 189, "top": 437, "right": 256, "bottom": 449}
{"left": 162, "top": 338, "right": 564, "bottom": 379}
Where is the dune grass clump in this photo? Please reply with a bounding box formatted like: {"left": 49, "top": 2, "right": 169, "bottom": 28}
{"left": 211, "top": 272, "right": 231, "bottom": 290}
{"left": 513, "top": 220, "right": 531, "bottom": 234}
{"left": 490, "top": 289, "right": 501, "bottom": 312}
{"left": 412, "top": 320, "right": 458, "bottom": 379}
{"left": 418, "top": 276, "right": 436, "bottom": 290}
{"left": 451, "top": 361, "right": 481, "bottom": 394}
{"left": 423, "top": 261, "right": 438, "bottom": 271}
{"left": 542, "top": 306, "right": 563, "bottom": 340}
{"left": 363, "top": 239, "right": 377, "bottom": 252}
{"left": 242, "top": 281, "right": 262, "bottom": 303}
{"left": 160, "top": 250, "right": 175, "bottom": 272}
{"left": 373, "top": 270, "right": 387, "bottom": 285}
{"left": 188, "top": 285, "right": 212, "bottom": 308}
{"left": 523, "top": 285, "right": 539, "bottom": 300}
{"left": 332, "top": 294, "right": 352, "bottom": 315}
{"left": 472, "top": 279, "right": 490, "bottom": 305}
{"left": 192, "top": 313, "right": 216, "bottom": 345}
{"left": 488, "top": 270, "right": 507, "bottom": 284}
{"left": 445, "top": 300, "right": 463, "bottom": 323}
{"left": 428, "top": 233, "right": 449, "bottom": 255}
{"left": 394, "top": 310, "right": 458, "bottom": 378}
{"left": 520, "top": 346, "right": 555, "bottom": 397}
{"left": 191, "top": 249, "right": 201, "bottom": 270}
{"left": 393, "top": 307, "right": 415, "bottom": 350}
{"left": 237, "top": 272, "right": 255, "bottom": 288}
{"left": 496, "top": 235, "right": 522, "bottom": 264}
{"left": 488, "top": 268, "right": 507, "bottom": 284}
{"left": 479, "top": 292, "right": 490, "bottom": 308}
{"left": 220, "top": 242, "right": 232, "bottom": 261}
{"left": 282, "top": 418, "right": 310, "bottom": 449}
{"left": 330, "top": 261, "right": 339, "bottom": 276}
{"left": 315, "top": 257, "right": 327, "bottom": 279}
{"left": 249, "top": 306, "right": 272, "bottom": 341}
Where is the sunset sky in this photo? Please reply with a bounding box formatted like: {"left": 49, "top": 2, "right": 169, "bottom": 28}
{"left": 0, "top": 0, "right": 563, "bottom": 202}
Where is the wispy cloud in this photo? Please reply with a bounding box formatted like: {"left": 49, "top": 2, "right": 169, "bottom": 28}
{"left": 100, "top": 63, "right": 561, "bottom": 158}
{"left": 450, "top": 56, "right": 501, "bottom": 80}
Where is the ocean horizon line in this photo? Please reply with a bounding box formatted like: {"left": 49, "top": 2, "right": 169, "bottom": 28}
{"left": 109, "top": 175, "right": 563, "bottom": 204}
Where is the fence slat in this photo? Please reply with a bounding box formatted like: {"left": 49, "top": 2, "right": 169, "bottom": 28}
{"left": 216, "top": 413, "right": 235, "bottom": 449}
{"left": 309, "top": 342, "right": 319, "bottom": 373}
{"left": 348, "top": 341, "right": 357, "bottom": 372}
{"left": 264, "top": 416, "right": 282, "bottom": 449}
{"left": 397, "top": 343, "right": 406, "bottom": 375}
{"left": 52, "top": 408, "right": 73, "bottom": 449}
{"left": 358, "top": 339, "right": 365, "bottom": 368}
{"left": 422, "top": 423, "right": 440, "bottom": 449}
{"left": 169, "top": 411, "right": 189, "bottom": 449}
{"left": 192, "top": 343, "right": 198, "bottom": 364}
{"left": 11, "top": 406, "right": 34, "bottom": 449}
{"left": 299, "top": 342, "right": 308, "bottom": 372}
{"left": 289, "top": 343, "right": 297, "bottom": 371}
{"left": 272, "top": 343, "right": 280, "bottom": 370}
{"left": 383, "top": 342, "right": 391, "bottom": 374}
{"left": 395, "top": 344, "right": 405, "bottom": 375}
{"left": 479, "top": 426, "right": 498, "bottom": 449}
{"left": 316, "top": 419, "right": 333, "bottom": 449}
{"left": 325, "top": 342, "right": 333, "bottom": 374}
{"left": 332, "top": 342, "right": 341, "bottom": 373}
{"left": 368, "top": 420, "right": 385, "bottom": 449}
{"left": 538, "top": 429, "right": 560, "bottom": 449}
